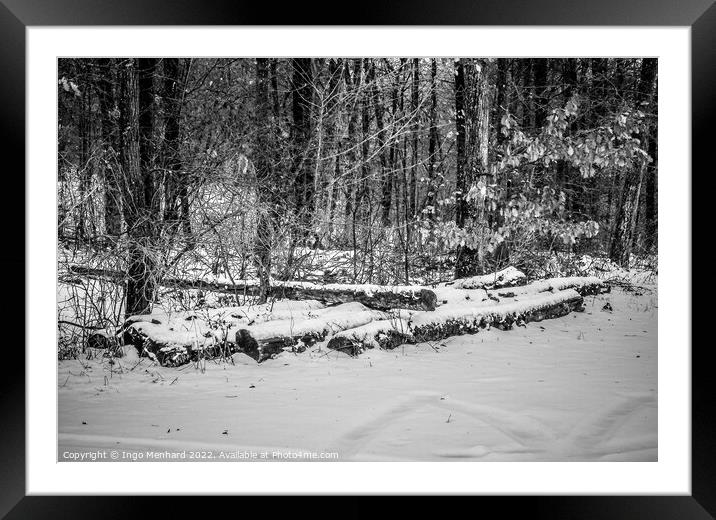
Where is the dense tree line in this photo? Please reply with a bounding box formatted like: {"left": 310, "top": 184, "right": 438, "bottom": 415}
{"left": 58, "top": 57, "right": 657, "bottom": 315}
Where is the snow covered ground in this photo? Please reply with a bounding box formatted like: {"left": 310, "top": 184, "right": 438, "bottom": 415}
{"left": 58, "top": 286, "right": 657, "bottom": 462}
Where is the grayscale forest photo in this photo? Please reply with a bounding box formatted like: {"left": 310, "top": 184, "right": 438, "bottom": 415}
{"left": 58, "top": 57, "right": 657, "bottom": 462}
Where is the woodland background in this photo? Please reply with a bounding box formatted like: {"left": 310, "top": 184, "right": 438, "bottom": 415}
{"left": 57, "top": 57, "right": 657, "bottom": 322}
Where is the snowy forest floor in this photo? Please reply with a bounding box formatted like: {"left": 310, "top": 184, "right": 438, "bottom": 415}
{"left": 58, "top": 285, "right": 657, "bottom": 462}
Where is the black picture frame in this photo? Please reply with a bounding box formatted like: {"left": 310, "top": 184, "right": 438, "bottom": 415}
{"left": 3, "top": 0, "right": 709, "bottom": 517}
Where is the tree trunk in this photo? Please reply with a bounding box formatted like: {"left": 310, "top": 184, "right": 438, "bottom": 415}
{"left": 424, "top": 58, "right": 440, "bottom": 219}
{"left": 609, "top": 58, "right": 657, "bottom": 267}
{"left": 359, "top": 59, "right": 372, "bottom": 226}
{"left": 76, "top": 59, "right": 92, "bottom": 243}
{"left": 96, "top": 58, "right": 122, "bottom": 239}
{"left": 643, "top": 131, "right": 658, "bottom": 251}
{"left": 559, "top": 58, "right": 581, "bottom": 215}
{"left": 495, "top": 58, "right": 511, "bottom": 148}
{"left": 253, "top": 58, "right": 274, "bottom": 303}
{"left": 409, "top": 58, "right": 420, "bottom": 217}
{"left": 476, "top": 59, "right": 494, "bottom": 175}
{"left": 454, "top": 58, "right": 475, "bottom": 279}
{"left": 118, "top": 58, "right": 155, "bottom": 316}
{"left": 291, "top": 58, "right": 314, "bottom": 240}
{"left": 137, "top": 58, "right": 159, "bottom": 236}
{"left": 161, "top": 58, "right": 186, "bottom": 230}
{"left": 454, "top": 58, "right": 468, "bottom": 230}
{"left": 343, "top": 59, "right": 362, "bottom": 243}
{"left": 321, "top": 58, "right": 341, "bottom": 233}
{"left": 369, "top": 62, "right": 390, "bottom": 227}
{"left": 388, "top": 59, "right": 401, "bottom": 227}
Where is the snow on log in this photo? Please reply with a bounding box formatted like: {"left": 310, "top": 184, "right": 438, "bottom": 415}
{"left": 267, "top": 281, "right": 437, "bottom": 311}
{"left": 236, "top": 303, "right": 388, "bottom": 362}
{"left": 326, "top": 289, "right": 585, "bottom": 355}
{"left": 327, "top": 319, "right": 414, "bottom": 356}
{"left": 447, "top": 266, "right": 527, "bottom": 290}
{"left": 90, "top": 269, "right": 607, "bottom": 364}
{"left": 121, "top": 300, "right": 327, "bottom": 366}
{"left": 122, "top": 320, "right": 216, "bottom": 367}
{"left": 410, "top": 289, "right": 584, "bottom": 342}
{"left": 494, "top": 276, "right": 609, "bottom": 298}
{"left": 67, "top": 265, "right": 437, "bottom": 311}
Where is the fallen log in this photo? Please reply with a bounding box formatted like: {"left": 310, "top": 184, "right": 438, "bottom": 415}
{"left": 79, "top": 264, "right": 609, "bottom": 364}
{"left": 120, "top": 302, "right": 382, "bottom": 365}
{"left": 122, "top": 319, "right": 236, "bottom": 367}
{"left": 270, "top": 282, "right": 437, "bottom": 311}
{"left": 122, "top": 324, "right": 190, "bottom": 367}
{"left": 327, "top": 319, "right": 413, "bottom": 356}
{"left": 494, "top": 276, "right": 609, "bottom": 298}
{"left": 67, "top": 265, "right": 437, "bottom": 311}
{"left": 66, "top": 265, "right": 263, "bottom": 295}
{"left": 64, "top": 265, "right": 126, "bottom": 283}
{"left": 410, "top": 289, "right": 584, "bottom": 342}
{"left": 447, "top": 266, "right": 527, "bottom": 290}
{"left": 236, "top": 328, "right": 320, "bottom": 363}
{"left": 236, "top": 303, "right": 388, "bottom": 362}
{"left": 326, "top": 289, "right": 585, "bottom": 354}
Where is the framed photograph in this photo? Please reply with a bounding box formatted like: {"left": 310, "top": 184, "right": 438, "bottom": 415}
{"left": 5, "top": 0, "right": 710, "bottom": 515}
